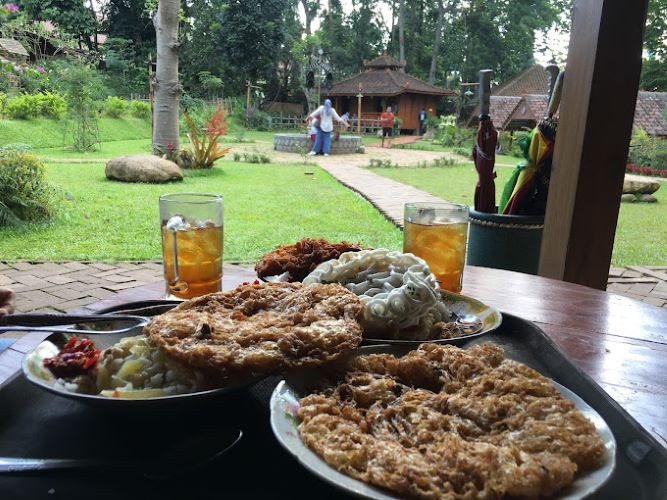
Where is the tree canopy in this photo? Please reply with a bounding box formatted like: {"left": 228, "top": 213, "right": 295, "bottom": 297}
{"left": 13, "top": 0, "right": 667, "bottom": 97}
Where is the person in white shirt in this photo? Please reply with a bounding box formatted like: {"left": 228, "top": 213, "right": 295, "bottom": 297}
{"left": 306, "top": 99, "right": 348, "bottom": 156}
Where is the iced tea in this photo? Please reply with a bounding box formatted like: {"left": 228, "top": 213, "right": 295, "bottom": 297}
{"left": 403, "top": 202, "right": 469, "bottom": 293}
{"left": 161, "top": 223, "right": 223, "bottom": 299}
{"left": 159, "top": 193, "right": 224, "bottom": 300}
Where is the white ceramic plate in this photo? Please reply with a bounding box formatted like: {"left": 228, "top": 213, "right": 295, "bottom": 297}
{"left": 22, "top": 324, "right": 263, "bottom": 408}
{"left": 270, "top": 346, "right": 616, "bottom": 500}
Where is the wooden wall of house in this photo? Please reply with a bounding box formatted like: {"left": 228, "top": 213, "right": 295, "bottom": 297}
{"left": 332, "top": 94, "right": 441, "bottom": 131}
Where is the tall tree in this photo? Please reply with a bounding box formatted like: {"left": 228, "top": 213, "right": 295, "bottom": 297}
{"left": 152, "top": 0, "right": 181, "bottom": 152}
{"left": 428, "top": 0, "right": 445, "bottom": 83}
{"left": 20, "top": 0, "right": 98, "bottom": 50}
{"left": 300, "top": 0, "right": 319, "bottom": 36}
{"left": 398, "top": 0, "right": 405, "bottom": 62}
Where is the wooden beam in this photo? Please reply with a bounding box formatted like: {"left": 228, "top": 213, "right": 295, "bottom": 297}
{"left": 538, "top": 0, "right": 649, "bottom": 290}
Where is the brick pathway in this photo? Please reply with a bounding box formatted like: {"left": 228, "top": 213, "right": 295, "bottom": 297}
{"left": 318, "top": 162, "right": 444, "bottom": 227}
{"left": 0, "top": 261, "right": 164, "bottom": 315}
{"left": 607, "top": 266, "right": 667, "bottom": 308}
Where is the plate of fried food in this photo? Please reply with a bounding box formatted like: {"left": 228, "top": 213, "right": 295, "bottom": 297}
{"left": 255, "top": 237, "right": 365, "bottom": 283}
{"left": 22, "top": 282, "right": 366, "bottom": 406}
{"left": 270, "top": 343, "right": 616, "bottom": 500}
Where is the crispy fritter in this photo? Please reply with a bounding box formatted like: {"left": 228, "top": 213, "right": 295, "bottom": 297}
{"left": 144, "top": 282, "right": 364, "bottom": 380}
{"left": 298, "top": 343, "right": 605, "bottom": 499}
{"left": 255, "top": 238, "right": 363, "bottom": 282}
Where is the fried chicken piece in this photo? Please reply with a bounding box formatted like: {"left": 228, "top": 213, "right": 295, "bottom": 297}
{"left": 144, "top": 282, "right": 364, "bottom": 381}
{"left": 255, "top": 238, "right": 364, "bottom": 282}
{"left": 297, "top": 342, "right": 606, "bottom": 499}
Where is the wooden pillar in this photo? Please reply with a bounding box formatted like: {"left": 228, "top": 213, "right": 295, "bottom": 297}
{"left": 538, "top": 0, "right": 649, "bottom": 290}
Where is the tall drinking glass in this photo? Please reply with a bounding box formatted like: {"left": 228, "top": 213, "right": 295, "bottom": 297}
{"left": 403, "top": 202, "right": 469, "bottom": 293}
{"left": 159, "top": 193, "right": 224, "bottom": 299}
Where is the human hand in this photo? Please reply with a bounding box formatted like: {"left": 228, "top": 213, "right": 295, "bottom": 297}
{"left": 0, "top": 287, "right": 16, "bottom": 318}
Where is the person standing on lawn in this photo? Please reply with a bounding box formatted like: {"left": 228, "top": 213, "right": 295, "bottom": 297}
{"left": 380, "top": 106, "right": 395, "bottom": 148}
{"left": 307, "top": 99, "right": 348, "bottom": 156}
{"left": 418, "top": 108, "right": 427, "bottom": 135}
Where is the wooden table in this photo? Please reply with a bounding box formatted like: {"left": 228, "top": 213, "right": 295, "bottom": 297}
{"left": 2, "top": 264, "right": 666, "bottom": 449}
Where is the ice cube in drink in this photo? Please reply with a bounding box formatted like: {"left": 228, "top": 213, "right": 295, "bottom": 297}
{"left": 161, "top": 221, "right": 224, "bottom": 299}
{"left": 403, "top": 219, "right": 468, "bottom": 293}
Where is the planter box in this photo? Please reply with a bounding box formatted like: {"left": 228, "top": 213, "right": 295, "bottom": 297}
{"left": 467, "top": 209, "right": 544, "bottom": 275}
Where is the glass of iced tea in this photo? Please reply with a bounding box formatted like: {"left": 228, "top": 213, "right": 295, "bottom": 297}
{"left": 403, "top": 202, "right": 469, "bottom": 293}
{"left": 159, "top": 193, "right": 224, "bottom": 299}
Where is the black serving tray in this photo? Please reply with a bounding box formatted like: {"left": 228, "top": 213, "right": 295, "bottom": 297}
{"left": 0, "top": 303, "right": 665, "bottom": 500}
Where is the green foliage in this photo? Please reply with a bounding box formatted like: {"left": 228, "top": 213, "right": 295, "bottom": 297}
{"left": 241, "top": 152, "right": 271, "bottom": 164}
{"left": 101, "top": 37, "right": 149, "bottom": 97}
{"left": 433, "top": 116, "right": 475, "bottom": 148}
{"left": 3, "top": 92, "right": 66, "bottom": 119}
{"left": 628, "top": 127, "right": 667, "bottom": 170}
{"left": 130, "top": 100, "right": 150, "bottom": 119}
{"left": 367, "top": 156, "right": 456, "bottom": 169}
{"left": 0, "top": 150, "right": 59, "bottom": 227}
{"left": 53, "top": 63, "right": 104, "bottom": 151}
{"left": 498, "top": 130, "right": 529, "bottom": 158}
{"left": 639, "top": 58, "right": 667, "bottom": 92}
{"left": 20, "top": 0, "right": 98, "bottom": 50}
{"left": 4, "top": 94, "right": 37, "bottom": 119}
{"left": 104, "top": 96, "right": 128, "bottom": 118}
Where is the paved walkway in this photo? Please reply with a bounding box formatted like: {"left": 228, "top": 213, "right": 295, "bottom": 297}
{"left": 366, "top": 135, "right": 423, "bottom": 148}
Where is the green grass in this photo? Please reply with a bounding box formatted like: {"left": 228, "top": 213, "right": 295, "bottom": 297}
{"left": 0, "top": 162, "right": 402, "bottom": 261}
{"left": 370, "top": 163, "right": 667, "bottom": 267}
{"left": 0, "top": 116, "right": 152, "bottom": 149}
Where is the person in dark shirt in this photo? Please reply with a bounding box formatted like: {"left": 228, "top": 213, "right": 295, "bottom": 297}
{"left": 418, "top": 108, "right": 427, "bottom": 135}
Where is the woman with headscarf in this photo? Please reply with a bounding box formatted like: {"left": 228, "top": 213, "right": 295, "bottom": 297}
{"left": 306, "top": 99, "right": 348, "bottom": 156}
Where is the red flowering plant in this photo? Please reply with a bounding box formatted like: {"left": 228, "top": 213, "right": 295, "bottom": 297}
{"left": 184, "top": 105, "right": 231, "bottom": 169}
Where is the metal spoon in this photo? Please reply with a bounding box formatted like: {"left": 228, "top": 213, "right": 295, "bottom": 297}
{"left": 455, "top": 314, "right": 484, "bottom": 335}
{"left": 0, "top": 428, "right": 242, "bottom": 479}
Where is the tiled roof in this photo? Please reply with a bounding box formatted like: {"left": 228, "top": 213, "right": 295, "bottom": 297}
{"left": 635, "top": 91, "right": 667, "bottom": 136}
{"left": 327, "top": 67, "right": 457, "bottom": 97}
{"left": 363, "top": 54, "right": 405, "bottom": 70}
{"left": 0, "top": 38, "right": 28, "bottom": 57}
{"left": 493, "top": 65, "right": 550, "bottom": 96}
{"left": 471, "top": 92, "right": 667, "bottom": 136}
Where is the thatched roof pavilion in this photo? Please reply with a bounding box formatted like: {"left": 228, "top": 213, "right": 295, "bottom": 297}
{"left": 325, "top": 54, "right": 457, "bottom": 131}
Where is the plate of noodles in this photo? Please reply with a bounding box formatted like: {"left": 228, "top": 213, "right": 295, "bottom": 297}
{"left": 302, "top": 248, "right": 502, "bottom": 345}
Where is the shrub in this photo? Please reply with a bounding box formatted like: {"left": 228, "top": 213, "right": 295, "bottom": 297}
{"left": 0, "top": 92, "right": 6, "bottom": 114}
{"left": 5, "top": 94, "right": 39, "bottom": 119}
{"left": 241, "top": 152, "right": 271, "bottom": 164}
{"left": 104, "top": 96, "right": 128, "bottom": 118}
{"left": 34, "top": 92, "right": 66, "bottom": 118}
{"left": 434, "top": 115, "right": 476, "bottom": 148}
{"left": 4, "top": 92, "right": 67, "bottom": 119}
{"left": 130, "top": 100, "right": 151, "bottom": 119}
{"left": 628, "top": 127, "right": 667, "bottom": 170}
{"left": 0, "top": 150, "right": 59, "bottom": 226}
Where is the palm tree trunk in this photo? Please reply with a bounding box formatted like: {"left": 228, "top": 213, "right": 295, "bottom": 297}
{"left": 153, "top": 0, "right": 181, "bottom": 153}
{"left": 428, "top": 0, "right": 445, "bottom": 84}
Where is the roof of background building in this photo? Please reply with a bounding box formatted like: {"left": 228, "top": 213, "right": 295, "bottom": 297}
{"left": 326, "top": 54, "right": 457, "bottom": 97}
{"left": 0, "top": 38, "right": 29, "bottom": 58}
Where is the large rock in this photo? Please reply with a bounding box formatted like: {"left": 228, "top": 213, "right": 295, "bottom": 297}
{"left": 105, "top": 155, "right": 183, "bottom": 183}
{"left": 623, "top": 177, "right": 660, "bottom": 195}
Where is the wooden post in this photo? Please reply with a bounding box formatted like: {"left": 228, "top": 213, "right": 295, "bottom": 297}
{"left": 356, "top": 92, "right": 363, "bottom": 136}
{"left": 538, "top": 0, "right": 649, "bottom": 290}
{"left": 246, "top": 81, "right": 251, "bottom": 114}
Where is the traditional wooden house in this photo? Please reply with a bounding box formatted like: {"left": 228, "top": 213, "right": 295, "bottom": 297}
{"left": 469, "top": 65, "right": 667, "bottom": 137}
{"left": 325, "top": 54, "right": 457, "bottom": 132}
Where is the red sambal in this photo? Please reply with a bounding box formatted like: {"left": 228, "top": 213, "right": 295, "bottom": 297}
{"left": 43, "top": 336, "right": 101, "bottom": 378}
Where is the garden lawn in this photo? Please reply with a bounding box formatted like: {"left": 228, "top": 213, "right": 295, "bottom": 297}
{"left": 370, "top": 163, "right": 667, "bottom": 267}
{"left": 0, "top": 116, "right": 152, "bottom": 149}
{"left": 0, "top": 162, "right": 402, "bottom": 261}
